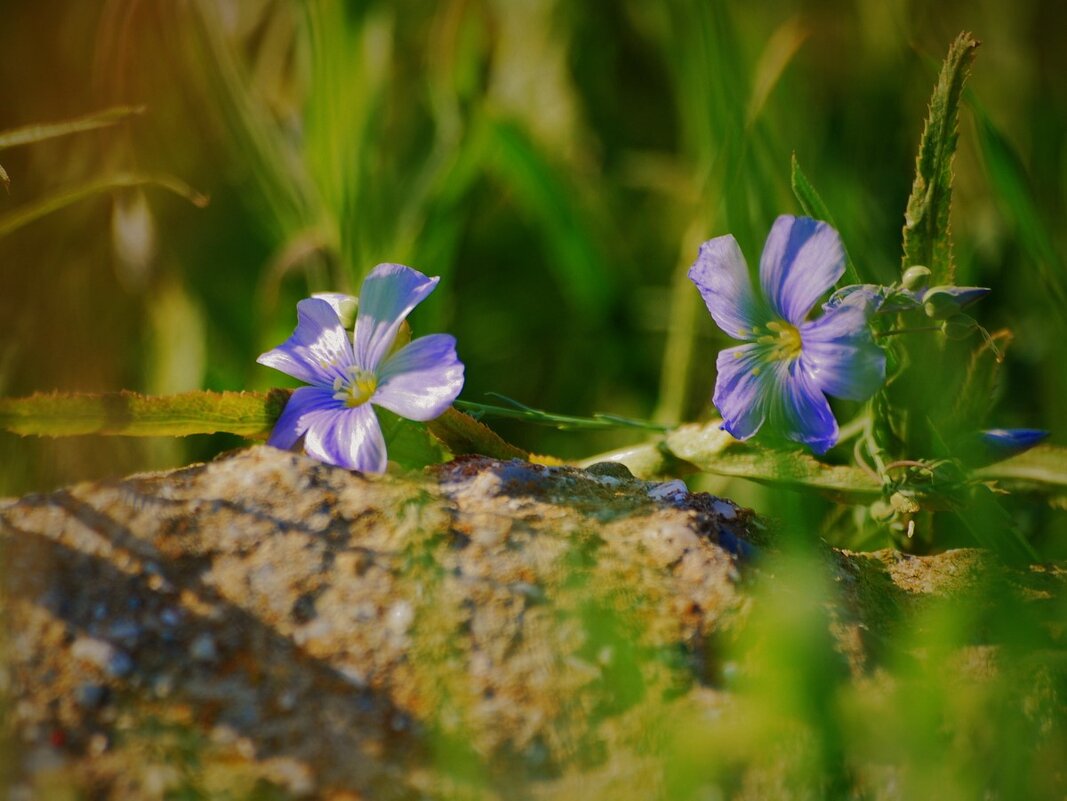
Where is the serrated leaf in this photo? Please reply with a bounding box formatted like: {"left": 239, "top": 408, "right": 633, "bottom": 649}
{"left": 426, "top": 407, "right": 528, "bottom": 461}
{"left": 901, "top": 32, "right": 979, "bottom": 283}
{"left": 664, "top": 421, "right": 881, "bottom": 502}
{"left": 790, "top": 153, "right": 860, "bottom": 285}
{"left": 0, "top": 390, "right": 288, "bottom": 438}
{"left": 0, "top": 105, "right": 144, "bottom": 152}
{"left": 0, "top": 390, "right": 529, "bottom": 464}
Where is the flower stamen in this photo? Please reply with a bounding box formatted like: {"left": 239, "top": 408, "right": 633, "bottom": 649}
{"left": 756, "top": 320, "right": 803, "bottom": 361}
{"left": 332, "top": 366, "right": 378, "bottom": 407}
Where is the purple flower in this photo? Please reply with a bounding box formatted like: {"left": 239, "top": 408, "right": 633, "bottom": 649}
{"left": 258, "top": 263, "right": 464, "bottom": 472}
{"left": 689, "top": 215, "right": 886, "bottom": 454}
{"left": 826, "top": 283, "right": 990, "bottom": 317}
{"left": 977, "top": 428, "right": 1049, "bottom": 461}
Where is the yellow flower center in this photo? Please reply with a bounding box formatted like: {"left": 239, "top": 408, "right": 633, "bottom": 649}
{"left": 333, "top": 367, "right": 378, "bottom": 407}
{"left": 755, "top": 320, "right": 803, "bottom": 362}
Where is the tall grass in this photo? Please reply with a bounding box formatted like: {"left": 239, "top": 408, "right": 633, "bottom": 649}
{"left": 0, "top": 1, "right": 1065, "bottom": 796}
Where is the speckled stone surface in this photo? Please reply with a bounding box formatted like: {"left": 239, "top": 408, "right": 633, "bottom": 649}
{"left": 0, "top": 446, "right": 1062, "bottom": 799}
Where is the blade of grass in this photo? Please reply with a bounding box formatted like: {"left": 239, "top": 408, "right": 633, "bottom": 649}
{"left": 0, "top": 173, "right": 208, "bottom": 239}
{"left": 746, "top": 16, "right": 808, "bottom": 129}
{"left": 791, "top": 153, "right": 861, "bottom": 284}
{"left": 181, "top": 0, "right": 316, "bottom": 242}
{"left": 970, "top": 96, "right": 1067, "bottom": 307}
{"left": 0, "top": 105, "right": 144, "bottom": 151}
{"left": 953, "top": 484, "right": 1039, "bottom": 563}
{"left": 302, "top": 0, "right": 393, "bottom": 274}
{"left": 485, "top": 117, "right": 613, "bottom": 320}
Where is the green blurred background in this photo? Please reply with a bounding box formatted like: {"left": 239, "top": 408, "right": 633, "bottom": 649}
{"left": 3, "top": 3, "right": 1067, "bottom": 797}
{"left": 1, "top": 0, "right": 1064, "bottom": 505}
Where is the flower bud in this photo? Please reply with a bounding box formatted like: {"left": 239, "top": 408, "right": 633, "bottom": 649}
{"left": 889, "top": 491, "right": 920, "bottom": 516}
{"left": 902, "top": 265, "right": 932, "bottom": 291}
{"left": 869, "top": 499, "right": 895, "bottom": 522}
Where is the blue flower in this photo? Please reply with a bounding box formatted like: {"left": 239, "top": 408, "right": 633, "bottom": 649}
{"left": 689, "top": 215, "right": 886, "bottom": 454}
{"left": 976, "top": 428, "right": 1049, "bottom": 462}
{"left": 258, "top": 263, "right": 464, "bottom": 472}
{"left": 826, "top": 283, "right": 990, "bottom": 316}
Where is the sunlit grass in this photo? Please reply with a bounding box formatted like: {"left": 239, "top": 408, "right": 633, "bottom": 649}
{"left": 1, "top": 0, "right": 1065, "bottom": 797}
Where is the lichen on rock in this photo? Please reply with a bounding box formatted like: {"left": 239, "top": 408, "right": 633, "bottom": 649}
{"left": 0, "top": 447, "right": 1063, "bottom": 800}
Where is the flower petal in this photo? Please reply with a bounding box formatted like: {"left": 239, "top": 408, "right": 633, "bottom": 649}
{"left": 770, "top": 361, "right": 839, "bottom": 454}
{"left": 759, "top": 215, "right": 845, "bottom": 324}
{"left": 266, "top": 386, "right": 343, "bottom": 450}
{"left": 799, "top": 305, "right": 886, "bottom": 401}
{"left": 712, "top": 343, "right": 772, "bottom": 440}
{"left": 353, "top": 263, "right": 439, "bottom": 372}
{"left": 979, "top": 428, "right": 1049, "bottom": 458}
{"left": 303, "top": 403, "right": 388, "bottom": 473}
{"left": 311, "top": 292, "right": 358, "bottom": 329}
{"left": 981, "top": 428, "right": 1048, "bottom": 448}
{"left": 689, "top": 235, "right": 769, "bottom": 340}
{"left": 921, "top": 285, "right": 991, "bottom": 319}
{"left": 374, "top": 334, "right": 465, "bottom": 422}
{"left": 257, "top": 298, "right": 354, "bottom": 387}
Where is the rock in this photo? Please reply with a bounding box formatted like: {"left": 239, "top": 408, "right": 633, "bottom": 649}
{"left": 0, "top": 446, "right": 1063, "bottom": 800}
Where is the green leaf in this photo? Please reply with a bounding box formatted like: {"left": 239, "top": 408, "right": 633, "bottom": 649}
{"left": 485, "top": 118, "right": 613, "bottom": 320}
{"left": 950, "top": 328, "right": 1012, "bottom": 435}
{"left": 901, "top": 32, "right": 979, "bottom": 283}
{"left": 0, "top": 390, "right": 529, "bottom": 464}
{"left": 376, "top": 408, "right": 449, "bottom": 471}
{"left": 663, "top": 421, "right": 882, "bottom": 503}
{"left": 975, "top": 444, "right": 1067, "bottom": 492}
{"left": 182, "top": 1, "right": 315, "bottom": 242}
{"left": 952, "top": 484, "right": 1038, "bottom": 564}
{"left": 456, "top": 395, "right": 667, "bottom": 432}
{"left": 0, "top": 390, "right": 288, "bottom": 438}
{"left": 0, "top": 105, "right": 144, "bottom": 151}
{"left": 426, "top": 407, "right": 528, "bottom": 461}
{"left": 0, "top": 172, "right": 208, "bottom": 239}
{"left": 745, "top": 17, "right": 808, "bottom": 128}
{"left": 301, "top": 0, "right": 392, "bottom": 271}
{"left": 790, "top": 153, "right": 860, "bottom": 285}
{"left": 971, "top": 97, "right": 1067, "bottom": 307}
